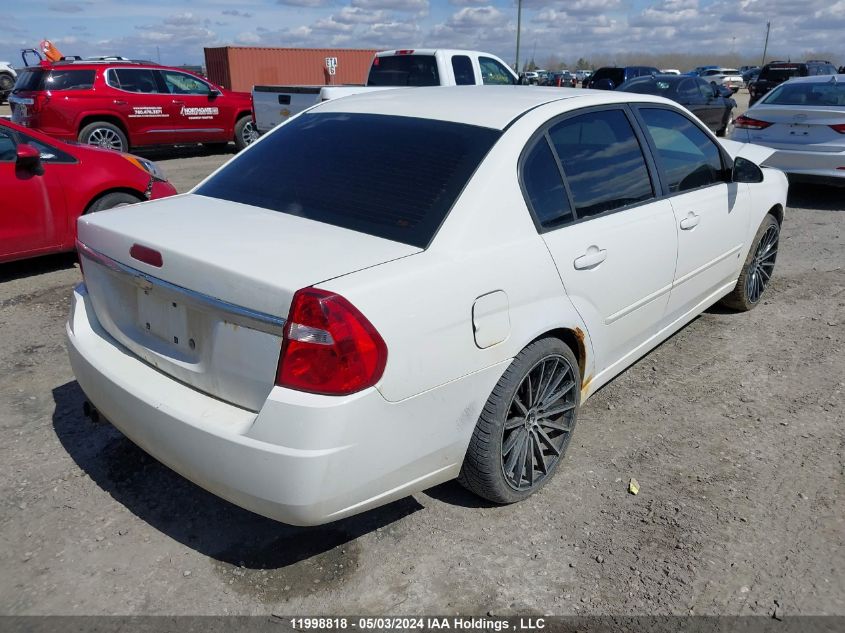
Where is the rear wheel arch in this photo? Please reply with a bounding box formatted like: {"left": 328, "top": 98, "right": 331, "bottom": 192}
{"left": 78, "top": 114, "right": 130, "bottom": 141}
{"left": 768, "top": 204, "right": 784, "bottom": 226}
{"left": 528, "top": 327, "right": 589, "bottom": 387}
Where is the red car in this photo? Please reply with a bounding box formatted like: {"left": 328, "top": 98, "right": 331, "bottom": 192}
{"left": 8, "top": 60, "right": 255, "bottom": 153}
{"left": 0, "top": 119, "right": 177, "bottom": 264}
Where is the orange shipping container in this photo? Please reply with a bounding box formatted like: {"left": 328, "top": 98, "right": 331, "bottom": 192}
{"left": 204, "top": 47, "right": 379, "bottom": 92}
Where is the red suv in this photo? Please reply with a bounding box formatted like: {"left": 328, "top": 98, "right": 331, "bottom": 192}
{"left": 8, "top": 60, "right": 256, "bottom": 153}
{"left": 1, "top": 118, "right": 177, "bottom": 264}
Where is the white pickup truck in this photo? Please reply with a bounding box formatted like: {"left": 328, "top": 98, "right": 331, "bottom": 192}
{"left": 252, "top": 48, "right": 519, "bottom": 134}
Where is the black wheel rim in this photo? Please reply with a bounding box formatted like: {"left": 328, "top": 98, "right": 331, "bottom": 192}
{"left": 746, "top": 223, "right": 779, "bottom": 304}
{"left": 501, "top": 354, "right": 577, "bottom": 491}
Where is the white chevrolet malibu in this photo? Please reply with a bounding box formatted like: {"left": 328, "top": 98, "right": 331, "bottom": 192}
{"left": 67, "top": 86, "right": 788, "bottom": 525}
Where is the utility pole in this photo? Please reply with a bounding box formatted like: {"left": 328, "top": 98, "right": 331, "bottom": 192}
{"left": 515, "top": 0, "right": 522, "bottom": 73}
{"left": 760, "top": 21, "right": 770, "bottom": 68}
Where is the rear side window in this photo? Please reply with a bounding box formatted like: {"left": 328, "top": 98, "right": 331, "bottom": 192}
{"left": 15, "top": 69, "right": 95, "bottom": 91}
{"left": 479, "top": 57, "right": 515, "bottom": 85}
{"left": 0, "top": 129, "right": 16, "bottom": 161}
{"left": 367, "top": 55, "right": 440, "bottom": 87}
{"left": 451, "top": 55, "right": 475, "bottom": 86}
{"left": 13, "top": 70, "right": 46, "bottom": 91}
{"left": 108, "top": 68, "right": 160, "bottom": 93}
{"left": 639, "top": 108, "right": 725, "bottom": 193}
{"left": 521, "top": 138, "right": 573, "bottom": 229}
{"left": 548, "top": 109, "right": 653, "bottom": 218}
{"left": 196, "top": 113, "right": 501, "bottom": 248}
{"left": 761, "top": 66, "right": 801, "bottom": 82}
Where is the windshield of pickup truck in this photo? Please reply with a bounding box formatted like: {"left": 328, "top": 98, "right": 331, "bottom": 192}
{"left": 367, "top": 55, "right": 440, "bottom": 86}
{"left": 196, "top": 112, "right": 501, "bottom": 248}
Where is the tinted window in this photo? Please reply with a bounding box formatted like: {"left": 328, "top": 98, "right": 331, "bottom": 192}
{"left": 109, "top": 68, "right": 159, "bottom": 93}
{"left": 479, "top": 57, "right": 515, "bottom": 85}
{"left": 522, "top": 138, "right": 573, "bottom": 229}
{"left": 696, "top": 79, "right": 714, "bottom": 98}
{"left": 548, "top": 109, "right": 653, "bottom": 218}
{"left": 640, "top": 108, "right": 725, "bottom": 193}
{"left": 0, "top": 129, "right": 16, "bottom": 161}
{"left": 196, "top": 113, "right": 500, "bottom": 248}
{"left": 20, "top": 133, "right": 75, "bottom": 163}
{"left": 367, "top": 55, "right": 440, "bottom": 87}
{"left": 808, "top": 64, "right": 837, "bottom": 76}
{"left": 43, "top": 69, "right": 95, "bottom": 91}
{"left": 592, "top": 68, "right": 625, "bottom": 86}
{"left": 761, "top": 66, "right": 802, "bottom": 82}
{"left": 13, "top": 70, "right": 46, "bottom": 92}
{"left": 451, "top": 55, "right": 475, "bottom": 86}
{"left": 160, "top": 70, "right": 210, "bottom": 95}
{"left": 620, "top": 78, "right": 673, "bottom": 95}
{"left": 677, "top": 79, "right": 698, "bottom": 99}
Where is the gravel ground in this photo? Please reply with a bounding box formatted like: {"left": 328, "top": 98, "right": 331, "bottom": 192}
{"left": 1, "top": 91, "right": 843, "bottom": 617}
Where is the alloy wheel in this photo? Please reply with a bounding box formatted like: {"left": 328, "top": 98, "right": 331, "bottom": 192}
{"left": 501, "top": 354, "right": 577, "bottom": 491}
{"left": 87, "top": 128, "right": 123, "bottom": 151}
{"left": 242, "top": 120, "right": 259, "bottom": 146}
{"left": 746, "top": 223, "right": 779, "bottom": 304}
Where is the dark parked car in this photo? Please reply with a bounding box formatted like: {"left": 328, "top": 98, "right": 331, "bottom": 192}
{"left": 748, "top": 60, "right": 838, "bottom": 105}
{"left": 618, "top": 74, "right": 737, "bottom": 136}
{"left": 546, "top": 71, "right": 576, "bottom": 87}
{"left": 742, "top": 67, "right": 761, "bottom": 86}
{"left": 585, "top": 66, "right": 660, "bottom": 90}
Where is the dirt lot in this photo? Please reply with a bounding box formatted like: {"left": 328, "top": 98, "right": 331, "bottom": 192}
{"left": 1, "top": 91, "right": 843, "bottom": 617}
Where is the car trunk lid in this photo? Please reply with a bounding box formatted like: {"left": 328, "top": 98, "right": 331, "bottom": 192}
{"left": 745, "top": 106, "right": 845, "bottom": 150}
{"left": 77, "top": 194, "right": 420, "bottom": 411}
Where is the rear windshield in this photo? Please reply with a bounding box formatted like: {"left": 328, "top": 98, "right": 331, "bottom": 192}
{"left": 761, "top": 66, "right": 802, "bottom": 82}
{"left": 620, "top": 78, "right": 673, "bottom": 94}
{"left": 762, "top": 82, "right": 845, "bottom": 106}
{"left": 367, "top": 55, "right": 440, "bottom": 86}
{"left": 592, "top": 68, "right": 625, "bottom": 86}
{"left": 13, "top": 68, "right": 95, "bottom": 92}
{"left": 196, "top": 113, "right": 501, "bottom": 248}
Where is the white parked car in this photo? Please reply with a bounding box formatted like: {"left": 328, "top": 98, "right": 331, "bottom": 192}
{"left": 660, "top": 68, "right": 681, "bottom": 75}
{"left": 67, "top": 87, "right": 788, "bottom": 525}
{"left": 699, "top": 68, "right": 744, "bottom": 93}
{"left": 0, "top": 61, "right": 17, "bottom": 104}
{"left": 731, "top": 75, "right": 845, "bottom": 185}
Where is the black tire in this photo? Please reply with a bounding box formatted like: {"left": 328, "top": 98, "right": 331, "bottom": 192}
{"left": 234, "top": 116, "right": 257, "bottom": 151}
{"left": 459, "top": 337, "right": 581, "bottom": 504}
{"left": 78, "top": 121, "right": 128, "bottom": 153}
{"left": 721, "top": 214, "right": 780, "bottom": 311}
{"left": 0, "top": 73, "right": 14, "bottom": 103}
{"left": 86, "top": 192, "right": 143, "bottom": 214}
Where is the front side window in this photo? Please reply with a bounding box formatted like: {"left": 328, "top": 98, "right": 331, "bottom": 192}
{"left": 160, "top": 70, "right": 211, "bottom": 95}
{"left": 196, "top": 113, "right": 501, "bottom": 248}
{"left": 20, "top": 133, "right": 75, "bottom": 163}
{"left": 479, "top": 57, "right": 515, "bottom": 85}
{"left": 639, "top": 108, "right": 726, "bottom": 193}
{"left": 548, "top": 109, "right": 654, "bottom": 218}
{"left": 451, "top": 55, "right": 475, "bottom": 86}
{"left": 109, "top": 68, "right": 159, "bottom": 93}
{"left": 521, "top": 138, "right": 574, "bottom": 229}
{"left": 0, "top": 129, "right": 16, "bottom": 162}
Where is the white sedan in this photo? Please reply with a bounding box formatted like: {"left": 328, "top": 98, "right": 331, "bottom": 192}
{"left": 731, "top": 74, "right": 845, "bottom": 185}
{"left": 67, "top": 86, "right": 788, "bottom": 525}
{"left": 699, "top": 68, "right": 744, "bottom": 93}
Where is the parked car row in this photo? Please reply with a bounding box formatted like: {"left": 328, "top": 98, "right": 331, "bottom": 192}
{"left": 748, "top": 60, "right": 839, "bottom": 105}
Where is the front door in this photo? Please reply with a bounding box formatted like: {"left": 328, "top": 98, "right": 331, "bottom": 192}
{"left": 106, "top": 67, "right": 175, "bottom": 146}
{"left": 523, "top": 107, "right": 678, "bottom": 378}
{"left": 636, "top": 106, "right": 750, "bottom": 319}
{"left": 0, "top": 128, "right": 63, "bottom": 260}
{"left": 158, "top": 70, "right": 228, "bottom": 143}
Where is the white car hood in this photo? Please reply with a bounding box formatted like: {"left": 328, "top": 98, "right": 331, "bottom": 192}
{"left": 718, "top": 139, "right": 778, "bottom": 166}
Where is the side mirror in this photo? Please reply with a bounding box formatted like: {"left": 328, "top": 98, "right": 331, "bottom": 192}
{"left": 209, "top": 88, "right": 221, "bottom": 98}
{"left": 732, "top": 157, "right": 764, "bottom": 183}
{"left": 16, "top": 144, "right": 42, "bottom": 173}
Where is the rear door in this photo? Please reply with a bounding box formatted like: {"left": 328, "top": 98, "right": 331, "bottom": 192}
{"left": 157, "top": 69, "right": 228, "bottom": 143}
{"left": 635, "top": 106, "right": 749, "bottom": 319}
{"left": 106, "top": 67, "right": 174, "bottom": 146}
{"left": 525, "top": 106, "right": 678, "bottom": 375}
{"left": 0, "top": 127, "right": 66, "bottom": 260}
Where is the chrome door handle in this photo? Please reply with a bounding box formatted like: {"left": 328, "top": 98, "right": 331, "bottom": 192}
{"left": 172, "top": 100, "right": 185, "bottom": 105}
{"left": 680, "top": 212, "right": 700, "bottom": 230}
{"left": 573, "top": 246, "right": 607, "bottom": 270}
{"left": 113, "top": 100, "right": 127, "bottom": 105}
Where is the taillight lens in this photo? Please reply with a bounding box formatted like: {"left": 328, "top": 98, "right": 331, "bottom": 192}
{"left": 830, "top": 124, "right": 845, "bottom": 134}
{"left": 32, "top": 93, "right": 50, "bottom": 113}
{"left": 276, "top": 288, "right": 387, "bottom": 396}
{"left": 734, "top": 115, "right": 772, "bottom": 130}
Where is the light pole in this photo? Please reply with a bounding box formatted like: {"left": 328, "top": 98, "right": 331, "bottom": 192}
{"left": 515, "top": 0, "right": 523, "bottom": 73}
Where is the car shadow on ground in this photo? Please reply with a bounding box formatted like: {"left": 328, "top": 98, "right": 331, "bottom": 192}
{"left": 133, "top": 143, "right": 236, "bottom": 161}
{"left": 51, "top": 380, "right": 422, "bottom": 570}
{"left": 787, "top": 183, "right": 843, "bottom": 211}
{"left": 0, "top": 252, "right": 77, "bottom": 283}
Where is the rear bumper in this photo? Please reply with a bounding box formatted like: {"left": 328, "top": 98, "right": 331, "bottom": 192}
{"left": 67, "top": 283, "right": 506, "bottom": 525}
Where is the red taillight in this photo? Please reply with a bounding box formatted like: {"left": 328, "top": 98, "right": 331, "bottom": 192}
{"left": 129, "top": 243, "right": 163, "bottom": 267}
{"left": 734, "top": 115, "right": 772, "bottom": 130}
{"left": 830, "top": 124, "right": 845, "bottom": 134}
{"left": 32, "top": 93, "right": 50, "bottom": 113}
{"left": 276, "top": 288, "right": 387, "bottom": 396}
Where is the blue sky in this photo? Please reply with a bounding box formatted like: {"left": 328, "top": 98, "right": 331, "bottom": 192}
{"left": 2, "top": 1, "right": 843, "bottom": 68}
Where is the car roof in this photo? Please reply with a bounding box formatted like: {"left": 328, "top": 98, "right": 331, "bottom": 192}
{"left": 777, "top": 73, "right": 844, "bottom": 84}
{"left": 311, "top": 85, "right": 675, "bottom": 130}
